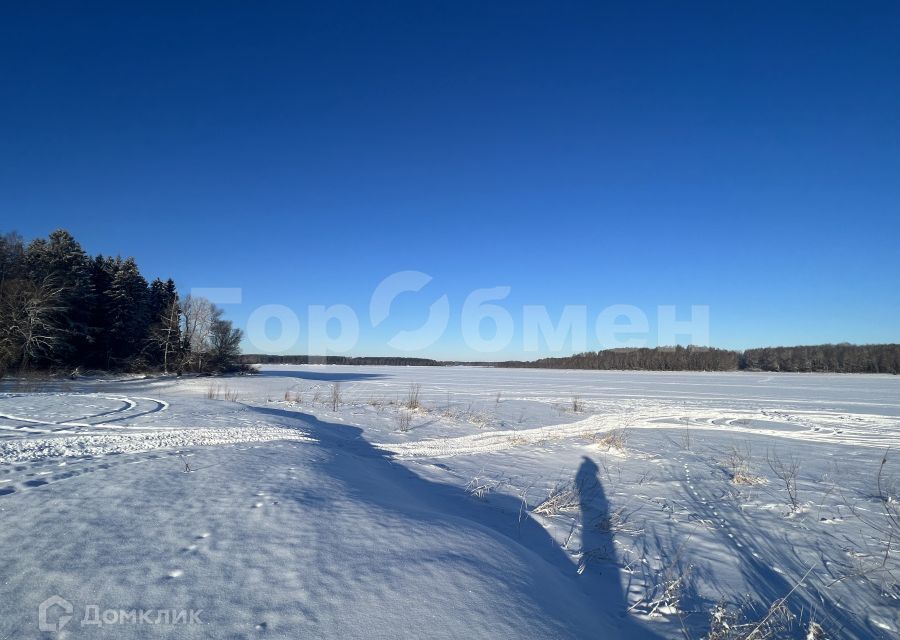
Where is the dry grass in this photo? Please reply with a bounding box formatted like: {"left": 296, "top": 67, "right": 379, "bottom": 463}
{"left": 723, "top": 443, "right": 766, "bottom": 485}
{"left": 206, "top": 384, "right": 238, "bottom": 401}
{"left": 466, "top": 475, "right": 506, "bottom": 500}
{"left": 704, "top": 598, "right": 801, "bottom": 639}
{"left": 732, "top": 470, "right": 767, "bottom": 486}
{"left": 404, "top": 383, "right": 421, "bottom": 410}
{"left": 396, "top": 409, "right": 412, "bottom": 432}
{"left": 592, "top": 428, "right": 627, "bottom": 451}
{"left": 330, "top": 383, "right": 342, "bottom": 411}
{"left": 590, "top": 505, "right": 641, "bottom": 535}
{"left": 532, "top": 481, "right": 581, "bottom": 516}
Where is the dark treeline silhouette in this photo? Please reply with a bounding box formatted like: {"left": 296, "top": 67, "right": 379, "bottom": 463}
{"left": 497, "top": 344, "right": 900, "bottom": 373}
{"left": 0, "top": 229, "right": 244, "bottom": 376}
{"left": 242, "top": 354, "right": 441, "bottom": 367}
{"left": 740, "top": 343, "right": 900, "bottom": 373}
{"left": 499, "top": 345, "right": 741, "bottom": 372}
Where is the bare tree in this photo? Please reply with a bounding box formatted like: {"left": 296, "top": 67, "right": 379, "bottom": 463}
{"left": 0, "top": 275, "right": 65, "bottom": 371}
{"left": 181, "top": 294, "right": 216, "bottom": 371}
{"left": 147, "top": 298, "right": 181, "bottom": 373}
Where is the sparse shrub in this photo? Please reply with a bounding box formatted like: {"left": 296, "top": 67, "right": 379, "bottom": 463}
{"left": 645, "top": 570, "right": 687, "bottom": 616}
{"left": 724, "top": 443, "right": 765, "bottom": 485}
{"left": 330, "top": 382, "right": 342, "bottom": 411}
{"left": 681, "top": 418, "right": 692, "bottom": 450}
{"left": 767, "top": 449, "right": 801, "bottom": 512}
{"left": 404, "top": 383, "right": 421, "bottom": 410}
{"left": 396, "top": 409, "right": 412, "bottom": 432}
{"left": 572, "top": 395, "right": 583, "bottom": 412}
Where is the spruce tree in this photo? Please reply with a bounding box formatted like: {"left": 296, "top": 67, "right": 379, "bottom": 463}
{"left": 146, "top": 278, "right": 182, "bottom": 371}
{"left": 22, "top": 230, "right": 94, "bottom": 367}
{"left": 106, "top": 257, "right": 150, "bottom": 369}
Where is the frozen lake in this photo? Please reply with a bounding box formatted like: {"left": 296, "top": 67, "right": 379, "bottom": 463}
{"left": 0, "top": 366, "right": 897, "bottom": 638}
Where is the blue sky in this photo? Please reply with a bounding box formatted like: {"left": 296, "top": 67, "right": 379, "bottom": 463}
{"left": 2, "top": 2, "right": 898, "bottom": 359}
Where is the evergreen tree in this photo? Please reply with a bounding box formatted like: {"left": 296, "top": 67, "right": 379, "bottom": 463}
{"left": 106, "top": 257, "right": 150, "bottom": 368}
{"left": 208, "top": 316, "right": 243, "bottom": 372}
{"left": 23, "top": 230, "right": 94, "bottom": 366}
{"left": 146, "top": 278, "right": 182, "bottom": 372}
{"left": 86, "top": 255, "right": 117, "bottom": 367}
{"left": 0, "top": 232, "right": 25, "bottom": 290}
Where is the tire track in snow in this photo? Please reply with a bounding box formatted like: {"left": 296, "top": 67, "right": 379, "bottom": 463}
{"left": 376, "top": 407, "right": 900, "bottom": 458}
{"left": 0, "top": 393, "right": 168, "bottom": 433}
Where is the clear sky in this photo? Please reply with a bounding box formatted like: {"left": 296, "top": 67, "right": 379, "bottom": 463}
{"left": 2, "top": 2, "right": 898, "bottom": 359}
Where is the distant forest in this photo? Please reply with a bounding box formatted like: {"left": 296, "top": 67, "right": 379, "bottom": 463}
{"left": 0, "top": 229, "right": 244, "bottom": 375}
{"left": 246, "top": 344, "right": 900, "bottom": 374}
{"left": 242, "top": 354, "right": 441, "bottom": 367}
{"left": 497, "top": 344, "right": 900, "bottom": 374}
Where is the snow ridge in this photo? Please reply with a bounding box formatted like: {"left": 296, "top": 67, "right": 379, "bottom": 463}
{"left": 0, "top": 426, "right": 314, "bottom": 463}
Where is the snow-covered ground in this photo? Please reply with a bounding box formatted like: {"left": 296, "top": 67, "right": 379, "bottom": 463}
{"left": 1, "top": 366, "right": 898, "bottom": 638}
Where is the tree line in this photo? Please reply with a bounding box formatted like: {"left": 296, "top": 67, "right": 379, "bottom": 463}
{"left": 498, "top": 346, "right": 741, "bottom": 372}
{"left": 740, "top": 343, "right": 900, "bottom": 374}
{"left": 0, "top": 229, "right": 244, "bottom": 376}
{"left": 497, "top": 344, "right": 900, "bottom": 373}
{"left": 242, "top": 354, "right": 441, "bottom": 366}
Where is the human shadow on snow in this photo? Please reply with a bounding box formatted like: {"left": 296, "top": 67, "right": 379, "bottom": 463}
{"left": 247, "top": 404, "right": 662, "bottom": 639}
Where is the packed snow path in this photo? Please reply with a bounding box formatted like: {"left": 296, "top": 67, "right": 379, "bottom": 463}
{"left": 376, "top": 405, "right": 900, "bottom": 458}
